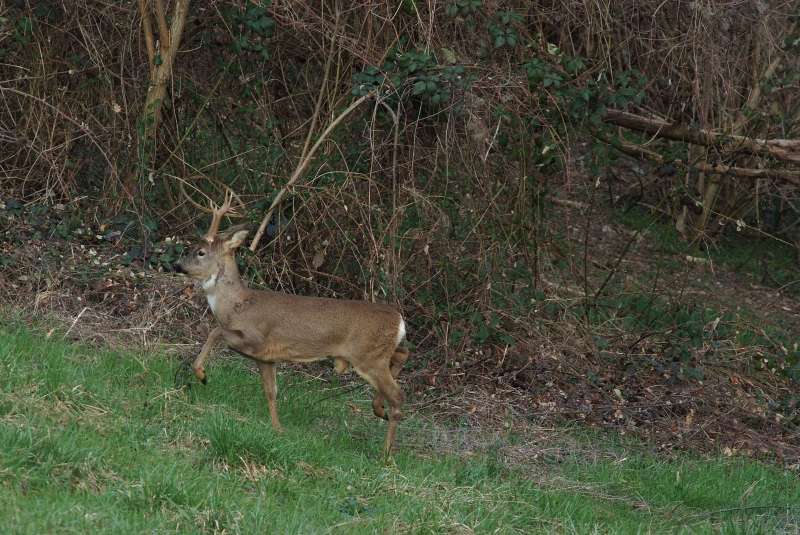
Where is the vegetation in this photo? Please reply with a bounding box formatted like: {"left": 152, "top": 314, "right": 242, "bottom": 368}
{"left": 0, "top": 1, "right": 799, "bottom": 529}
{"left": 1, "top": 1, "right": 798, "bottom": 356}
{"left": 1, "top": 323, "right": 799, "bottom": 533}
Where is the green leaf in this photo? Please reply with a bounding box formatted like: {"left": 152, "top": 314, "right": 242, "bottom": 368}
{"left": 494, "top": 35, "right": 505, "bottom": 48}
{"left": 441, "top": 47, "right": 457, "bottom": 64}
{"left": 475, "top": 322, "right": 490, "bottom": 343}
{"left": 413, "top": 80, "right": 427, "bottom": 95}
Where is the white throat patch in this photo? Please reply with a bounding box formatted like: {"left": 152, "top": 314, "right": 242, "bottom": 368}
{"left": 201, "top": 274, "right": 219, "bottom": 314}
{"left": 201, "top": 273, "right": 218, "bottom": 290}
{"left": 206, "top": 294, "right": 218, "bottom": 314}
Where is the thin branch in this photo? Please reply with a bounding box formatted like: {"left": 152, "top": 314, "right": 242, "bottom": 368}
{"left": 733, "top": 20, "right": 796, "bottom": 132}
{"left": 138, "top": 0, "right": 155, "bottom": 74}
{"left": 299, "top": 11, "right": 338, "bottom": 163}
{"left": 377, "top": 98, "right": 400, "bottom": 182}
{"left": 0, "top": 86, "right": 115, "bottom": 181}
{"left": 157, "top": 62, "right": 232, "bottom": 176}
{"left": 248, "top": 91, "right": 377, "bottom": 252}
{"left": 483, "top": 117, "right": 502, "bottom": 162}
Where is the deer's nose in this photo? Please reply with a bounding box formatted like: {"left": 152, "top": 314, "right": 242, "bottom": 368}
{"left": 172, "top": 262, "right": 187, "bottom": 274}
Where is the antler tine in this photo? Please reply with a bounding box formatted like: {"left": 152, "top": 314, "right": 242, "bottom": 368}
{"left": 203, "top": 188, "right": 237, "bottom": 243}
{"left": 221, "top": 188, "right": 234, "bottom": 213}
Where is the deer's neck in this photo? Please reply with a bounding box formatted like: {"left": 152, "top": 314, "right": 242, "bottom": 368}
{"left": 201, "top": 257, "right": 246, "bottom": 318}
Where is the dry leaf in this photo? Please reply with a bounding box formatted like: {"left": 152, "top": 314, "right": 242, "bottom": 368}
{"left": 312, "top": 250, "right": 325, "bottom": 269}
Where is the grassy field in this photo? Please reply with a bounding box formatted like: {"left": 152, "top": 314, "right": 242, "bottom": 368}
{"left": 0, "top": 323, "right": 798, "bottom": 534}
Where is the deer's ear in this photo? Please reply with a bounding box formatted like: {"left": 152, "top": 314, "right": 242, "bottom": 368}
{"left": 224, "top": 229, "right": 249, "bottom": 251}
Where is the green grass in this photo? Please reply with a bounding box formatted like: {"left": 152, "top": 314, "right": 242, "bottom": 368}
{"left": 1, "top": 324, "right": 798, "bottom": 533}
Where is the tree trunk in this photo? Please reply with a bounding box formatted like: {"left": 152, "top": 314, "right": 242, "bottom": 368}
{"left": 141, "top": 0, "right": 191, "bottom": 139}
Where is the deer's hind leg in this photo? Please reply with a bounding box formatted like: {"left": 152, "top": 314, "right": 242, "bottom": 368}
{"left": 371, "top": 347, "right": 409, "bottom": 420}
{"left": 390, "top": 347, "right": 409, "bottom": 376}
{"left": 354, "top": 356, "right": 405, "bottom": 455}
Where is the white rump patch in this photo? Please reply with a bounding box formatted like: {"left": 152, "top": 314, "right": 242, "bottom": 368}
{"left": 395, "top": 317, "right": 407, "bottom": 346}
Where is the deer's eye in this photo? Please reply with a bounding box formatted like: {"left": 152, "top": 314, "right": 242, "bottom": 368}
{"left": 198, "top": 250, "right": 206, "bottom": 257}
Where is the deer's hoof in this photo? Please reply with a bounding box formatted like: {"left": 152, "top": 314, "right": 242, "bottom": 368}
{"left": 193, "top": 367, "right": 207, "bottom": 384}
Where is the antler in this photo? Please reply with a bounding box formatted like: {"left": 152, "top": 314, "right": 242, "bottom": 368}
{"left": 177, "top": 176, "right": 246, "bottom": 213}
{"left": 203, "top": 189, "right": 236, "bottom": 243}
{"left": 175, "top": 177, "right": 246, "bottom": 242}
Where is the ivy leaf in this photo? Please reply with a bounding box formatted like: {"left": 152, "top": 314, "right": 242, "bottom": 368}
{"left": 413, "top": 80, "right": 427, "bottom": 95}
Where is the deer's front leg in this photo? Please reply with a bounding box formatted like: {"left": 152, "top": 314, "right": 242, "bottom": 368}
{"left": 257, "top": 362, "right": 283, "bottom": 432}
{"left": 193, "top": 326, "right": 223, "bottom": 384}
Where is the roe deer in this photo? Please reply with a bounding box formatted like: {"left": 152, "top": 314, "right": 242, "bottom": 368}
{"left": 173, "top": 191, "right": 409, "bottom": 455}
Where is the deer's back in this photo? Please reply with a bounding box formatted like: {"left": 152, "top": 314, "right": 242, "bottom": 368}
{"left": 230, "top": 289, "right": 402, "bottom": 359}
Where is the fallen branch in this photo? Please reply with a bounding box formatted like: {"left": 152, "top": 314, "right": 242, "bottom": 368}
{"left": 603, "top": 109, "right": 800, "bottom": 164}
{"left": 600, "top": 133, "right": 800, "bottom": 187}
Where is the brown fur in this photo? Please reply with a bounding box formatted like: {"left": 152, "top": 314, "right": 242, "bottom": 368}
{"left": 175, "top": 228, "right": 408, "bottom": 455}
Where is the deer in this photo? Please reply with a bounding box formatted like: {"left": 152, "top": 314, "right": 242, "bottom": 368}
{"left": 173, "top": 190, "right": 409, "bottom": 455}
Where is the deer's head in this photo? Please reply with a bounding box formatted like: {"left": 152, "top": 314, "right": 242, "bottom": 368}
{"left": 173, "top": 190, "right": 249, "bottom": 286}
